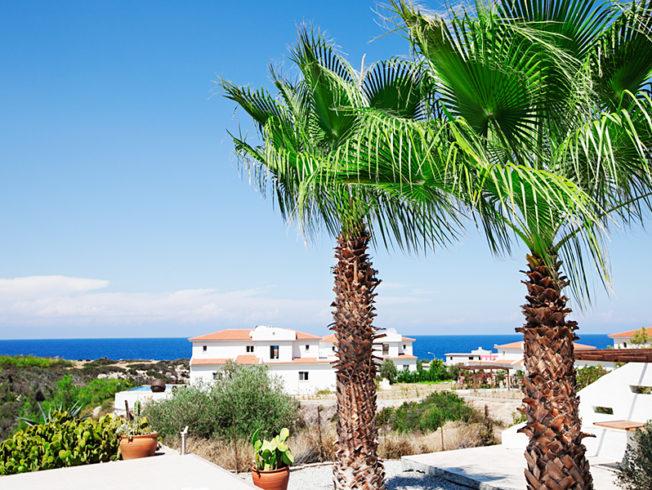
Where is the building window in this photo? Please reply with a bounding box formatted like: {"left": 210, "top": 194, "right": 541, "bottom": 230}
{"left": 299, "top": 371, "right": 309, "bottom": 381}
{"left": 382, "top": 344, "right": 389, "bottom": 355}
{"left": 246, "top": 345, "right": 254, "bottom": 353}
{"left": 202, "top": 345, "right": 207, "bottom": 352}
{"left": 305, "top": 345, "right": 310, "bottom": 351}
{"left": 332, "top": 346, "right": 336, "bottom": 352}
{"left": 270, "top": 345, "right": 279, "bottom": 359}
{"left": 403, "top": 344, "right": 406, "bottom": 350}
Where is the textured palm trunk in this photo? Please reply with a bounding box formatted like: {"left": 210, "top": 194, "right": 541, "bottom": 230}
{"left": 517, "top": 253, "right": 594, "bottom": 490}
{"left": 331, "top": 226, "right": 385, "bottom": 490}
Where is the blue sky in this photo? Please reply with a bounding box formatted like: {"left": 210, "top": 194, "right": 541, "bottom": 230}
{"left": 0, "top": 0, "right": 649, "bottom": 339}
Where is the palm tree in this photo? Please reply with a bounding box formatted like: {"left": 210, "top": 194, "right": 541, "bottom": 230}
{"left": 383, "top": 1, "right": 652, "bottom": 487}
{"left": 220, "top": 28, "right": 464, "bottom": 489}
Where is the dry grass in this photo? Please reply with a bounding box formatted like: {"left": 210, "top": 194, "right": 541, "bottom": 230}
{"left": 164, "top": 418, "right": 500, "bottom": 471}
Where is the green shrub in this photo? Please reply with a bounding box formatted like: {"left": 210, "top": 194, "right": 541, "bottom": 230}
{"left": 0, "top": 355, "right": 72, "bottom": 369}
{"left": 77, "top": 378, "right": 133, "bottom": 408}
{"left": 143, "top": 384, "right": 218, "bottom": 439}
{"left": 145, "top": 363, "right": 302, "bottom": 441}
{"left": 212, "top": 363, "right": 302, "bottom": 440}
{"left": 380, "top": 359, "right": 398, "bottom": 384}
{"left": 575, "top": 365, "right": 609, "bottom": 391}
{"left": 377, "top": 391, "right": 478, "bottom": 433}
{"left": 395, "top": 359, "right": 453, "bottom": 384}
{"left": 616, "top": 421, "right": 652, "bottom": 490}
{"left": 0, "top": 411, "right": 120, "bottom": 475}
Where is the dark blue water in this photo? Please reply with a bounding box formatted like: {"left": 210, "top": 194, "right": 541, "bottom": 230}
{"left": 0, "top": 334, "right": 611, "bottom": 361}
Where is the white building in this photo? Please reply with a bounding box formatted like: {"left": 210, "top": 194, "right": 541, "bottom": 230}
{"left": 445, "top": 340, "right": 597, "bottom": 371}
{"left": 608, "top": 327, "right": 651, "bottom": 348}
{"left": 445, "top": 347, "right": 497, "bottom": 366}
{"left": 189, "top": 326, "right": 417, "bottom": 395}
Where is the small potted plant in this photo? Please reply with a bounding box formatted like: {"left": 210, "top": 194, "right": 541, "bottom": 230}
{"left": 251, "top": 428, "right": 294, "bottom": 490}
{"left": 117, "top": 402, "right": 158, "bottom": 460}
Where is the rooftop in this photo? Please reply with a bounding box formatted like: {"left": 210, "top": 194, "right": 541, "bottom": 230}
{"left": 608, "top": 327, "right": 652, "bottom": 338}
{"left": 495, "top": 340, "right": 596, "bottom": 350}
{"left": 189, "top": 327, "right": 321, "bottom": 342}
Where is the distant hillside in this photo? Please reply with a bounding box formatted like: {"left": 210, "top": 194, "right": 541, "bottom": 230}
{"left": 0, "top": 356, "right": 189, "bottom": 441}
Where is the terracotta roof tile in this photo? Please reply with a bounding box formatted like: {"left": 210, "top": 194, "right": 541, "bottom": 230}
{"left": 190, "top": 358, "right": 230, "bottom": 366}
{"left": 608, "top": 327, "right": 652, "bottom": 338}
{"left": 295, "top": 331, "right": 322, "bottom": 340}
{"left": 495, "top": 340, "right": 596, "bottom": 350}
{"left": 402, "top": 337, "right": 416, "bottom": 342}
{"left": 189, "top": 329, "right": 252, "bottom": 341}
{"left": 235, "top": 355, "right": 261, "bottom": 365}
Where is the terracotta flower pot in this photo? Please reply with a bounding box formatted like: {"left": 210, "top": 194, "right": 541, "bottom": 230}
{"left": 120, "top": 433, "right": 158, "bottom": 460}
{"left": 251, "top": 465, "right": 290, "bottom": 490}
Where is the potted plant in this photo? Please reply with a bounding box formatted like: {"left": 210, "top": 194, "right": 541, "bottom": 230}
{"left": 117, "top": 402, "right": 158, "bottom": 460}
{"left": 251, "top": 428, "right": 294, "bottom": 490}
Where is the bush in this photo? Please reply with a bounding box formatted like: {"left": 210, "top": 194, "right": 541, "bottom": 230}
{"left": 575, "top": 365, "right": 609, "bottom": 391}
{"left": 18, "top": 376, "right": 132, "bottom": 430}
{"left": 616, "top": 421, "right": 652, "bottom": 490}
{"left": 212, "top": 363, "right": 302, "bottom": 440}
{"left": 395, "top": 359, "right": 453, "bottom": 384}
{"left": 0, "top": 355, "right": 72, "bottom": 369}
{"left": 77, "top": 378, "right": 133, "bottom": 408}
{"left": 380, "top": 359, "right": 398, "bottom": 384}
{"left": 0, "top": 411, "right": 120, "bottom": 475}
{"left": 143, "top": 384, "right": 218, "bottom": 439}
{"left": 377, "top": 391, "right": 478, "bottom": 433}
{"left": 145, "top": 362, "right": 302, "bottom": 441}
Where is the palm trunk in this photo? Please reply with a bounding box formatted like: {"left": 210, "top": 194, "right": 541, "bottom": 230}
{"left": 331, "top": 226, "right": 385, "bottom": 490}
{"left": 517, "top": 253, "right": 594, "bottom": 489}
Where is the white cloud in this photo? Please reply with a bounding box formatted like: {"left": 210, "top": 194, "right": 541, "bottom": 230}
{"left": 0, "top": 275, "right": 330, "bottom": 328}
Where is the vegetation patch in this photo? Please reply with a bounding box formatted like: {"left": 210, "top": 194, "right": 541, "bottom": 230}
{"left": 0, "top": 411, "right": 120, "bottom": 475}
{"left": 145, "top": 362, "right": 301, "bottom": 441}
{"left": 377, "top": 391, "right": 480, "bottom": 433}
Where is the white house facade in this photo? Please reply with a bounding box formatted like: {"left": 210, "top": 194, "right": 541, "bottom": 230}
{"left": 608, "top": 327, "right": 651, "bottom": 349}
{"left": 189, "top": 325, "right": 417, "bottom": 395}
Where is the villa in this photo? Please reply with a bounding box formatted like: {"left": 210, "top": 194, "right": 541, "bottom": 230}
{"left": 445, "top": 340, "right": 597, "bottom": 371}
{"left": 188, "top": 325, "right": 417, "bottom": 394}
{"left": 608, "top": 326, "right": 651, "bottom": 348}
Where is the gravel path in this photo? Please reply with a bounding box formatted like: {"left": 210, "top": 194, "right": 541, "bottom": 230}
{"left": 238, "top": 460, "right": 462, "bottom": 489}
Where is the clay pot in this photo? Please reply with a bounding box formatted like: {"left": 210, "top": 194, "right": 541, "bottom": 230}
{"left": 119, "top": 433, "right": 158, "bottom": 460}
{"left": 150, "top": 379, "right": 166, "bottom": 393}
{"left": 251, "top": 466, "right": 290, "bottom": 490}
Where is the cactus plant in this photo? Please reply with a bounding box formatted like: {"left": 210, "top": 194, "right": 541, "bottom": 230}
{"left": 252, "top": 428, "right": 294, "bottom": 471}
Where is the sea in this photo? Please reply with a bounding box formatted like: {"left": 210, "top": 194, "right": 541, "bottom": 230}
{"left": 0, "top": 334, "right": 612, "bottom": 361}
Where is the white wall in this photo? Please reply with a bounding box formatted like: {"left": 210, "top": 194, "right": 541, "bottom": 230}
{"left": 503, "top": 362, "right": 652, "bottom": 461}
{"left": 268, "top": 363, "right": 336, "bottom": 395}
{"left": 191, "top": 341, "right": 254, "bottom": 360}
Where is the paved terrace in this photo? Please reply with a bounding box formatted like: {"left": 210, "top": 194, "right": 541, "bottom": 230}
{"left": 1, "top": 445, "right": 253, "bottom": 490}
{"left": 402, "top": 445, "right": 620, "bottom": 490}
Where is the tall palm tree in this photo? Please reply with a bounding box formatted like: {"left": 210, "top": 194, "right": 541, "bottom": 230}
{"left": 221, "top": 28, "right": 464, "bottom": 489}
{"left": 381, "top": 1, "right": 652, "bottom": 488}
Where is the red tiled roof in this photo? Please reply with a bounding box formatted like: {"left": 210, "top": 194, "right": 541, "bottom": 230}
{"left": 189, "top": 329, "right": 252, "bottom": 341}
{"left": 495, "top": 341, "right": 596, "bottom": 350}
{"left": 608, "top": 327, "right": 652, "bottom": 338}
{"left": 402, "top": 337, "right": 416, "bottom": 342}
{"left": 189, "top": 328, "right": 321, "bottom": 342}
{"left": 235, "top": 355, "right": 260, "bottom": 365}
{"left": 191, "top": 358, "right": 230, "bottom": 366}
{"left": 386, "top": 355, "right": 417, "bottom": 360}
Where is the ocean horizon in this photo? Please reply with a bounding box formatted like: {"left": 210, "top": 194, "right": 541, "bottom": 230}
{"left": 0, "top": 334, "right": 612, "bottom": 361}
